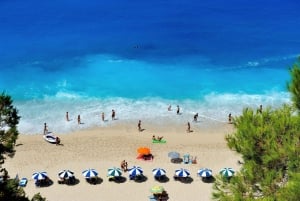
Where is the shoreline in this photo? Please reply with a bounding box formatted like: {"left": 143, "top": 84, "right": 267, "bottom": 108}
{"left": 5, "top": 121, "right": 241, "bottom": 201}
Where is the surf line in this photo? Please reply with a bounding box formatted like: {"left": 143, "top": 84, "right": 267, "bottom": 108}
{"left": 198, "top": 115, "right": 227, "bottom": 123}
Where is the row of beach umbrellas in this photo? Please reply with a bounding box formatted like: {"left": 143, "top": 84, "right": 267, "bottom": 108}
{"left": 32, "top": 167, "right": 235, "bottom": 180}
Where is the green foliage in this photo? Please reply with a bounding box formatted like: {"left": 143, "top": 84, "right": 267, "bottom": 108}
{"left": 31, "top": 193, "right": 47, "bottom": 201}
{"left": 0, "top": 92, "right": 20, "bottom": 155}
{"left": 213, "top": 105, "right": 300, "bottom": 200}
{"left": 276, "top": 173, "right": 300, "bottom": 201}
{"left": 287, "top": 57, "right": 300, "bottom": 111}
{"left": 0, "top": 179, "right": 28, "bottom": 201}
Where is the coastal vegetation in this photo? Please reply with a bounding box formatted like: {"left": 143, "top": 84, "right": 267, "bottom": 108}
{"left": 0, "top": 92, "right": 45, "bottom": 201}
{"left": 213, "top": 59, "right": 300, "bottom": 200}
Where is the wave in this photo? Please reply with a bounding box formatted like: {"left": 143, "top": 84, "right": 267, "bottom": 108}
{"left": 16, "top": 91, "right": 291, "bottom": 134}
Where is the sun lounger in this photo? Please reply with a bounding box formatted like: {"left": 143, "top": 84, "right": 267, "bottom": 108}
{"left": 58, "top": 178, "right": 65, "bottom": 184}
{"left": 19, "top": 178, "right": 28, "bottom": 187}
{"left": 149, "top": 195, "right": 157, "bottom": 201}
{"left": 170, "top": 158, "right": 183, "bottom": 164}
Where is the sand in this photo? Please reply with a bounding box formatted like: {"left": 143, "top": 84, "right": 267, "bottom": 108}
{"left": 4, "top": 120, "right": 241, "bottom": 201}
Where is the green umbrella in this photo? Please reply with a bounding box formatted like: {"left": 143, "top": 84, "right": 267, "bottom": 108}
{"left": 107, "top": 167, "right": 122, "bottom": 177}
{"left": 220, "top": 168, "right": 235, "bottom": 177}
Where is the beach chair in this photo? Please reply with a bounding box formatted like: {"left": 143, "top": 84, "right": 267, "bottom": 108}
{"left": 129, "top": 174, "right": 135, "bottom": 180}
{"left": 173, "top": 175, "right": 180, "bottom": 181}
{"left": 148, "top": 195, "right": 157, "bottom": 201}
{"left": 192, "top": 156, "right": 197, "bottom": 164}
{"left": 68, "top": 176, "right": 76, "bottom": 185}
{"left": 35, "top": 180, "right": 41, "bottom": 187}
{"left": 19, "top": 178, "right": 28, "bottom": 187}
{"left": 58, "top": 178, "right": 65, "bottom": 184}
{"left": 183, "top": 154, "right": 190, "bottom": 164}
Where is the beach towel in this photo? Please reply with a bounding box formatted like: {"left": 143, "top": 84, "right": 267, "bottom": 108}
{"left": 152, "top": 139, "right": 166, "bottom": 144}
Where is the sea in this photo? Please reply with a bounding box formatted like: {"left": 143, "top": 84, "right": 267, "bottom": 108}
{"left": 0, "top": 0, "right": 299, "bottom": 134}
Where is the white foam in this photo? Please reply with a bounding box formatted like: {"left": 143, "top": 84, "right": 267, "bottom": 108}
{"left": 15, "top": 91, "right": 291, "bottom": 135}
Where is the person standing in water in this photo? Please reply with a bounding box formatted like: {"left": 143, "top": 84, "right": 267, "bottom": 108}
{"left": 258, "top": 105, "right": 263, "bottom": 113}
{"left": 66, "top": 112, "right": 69, "bottom": 121}
{"left": 77, "top": 115, "right": 81, "bottom": 124}
{"left": 43, "top": 123, "right": 48, "bottom": 135}
{"left": 112, "top": 109, "right": 116, "bottom": 120}
{"left": 228, "top": 113, "right": 232, "bottom": 124}
{"left": 177, "top": 105, "right": 180, "bottom": 115}
{"left": 102, "top": 112, "right": 105, "bottom": 122}
{"left": 193, "top": 113, "right": 198, "bottom": 122}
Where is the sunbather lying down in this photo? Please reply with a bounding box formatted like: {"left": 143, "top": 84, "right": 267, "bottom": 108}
{"left": 152, "top": 135, "right": 163, "bottom": 141}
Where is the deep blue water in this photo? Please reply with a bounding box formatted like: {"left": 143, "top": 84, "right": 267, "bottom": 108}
{"left": 0, "top": 0, "right": 299, "bottom": 134}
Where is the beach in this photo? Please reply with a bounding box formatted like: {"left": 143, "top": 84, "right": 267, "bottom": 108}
{"left": 4, "top": 120, "right": 241, "bottom": 201}
{"left": 1, "top": 1, "right": 297, "bottom": 200}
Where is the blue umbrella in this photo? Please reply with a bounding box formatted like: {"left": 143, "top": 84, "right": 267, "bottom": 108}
{"left": 220, "top": 168, "right": 235, "bottom": 177}
{"left": 152, "top": 168, "right": 166, "bottom": 177}
{"left": 175, "top": 168, "right": 190, "bottom": 177}
{"left": 107, "top": 167, "right": 122, "bottom": 177}
{"left": 82, "top": 168, "right": 98, "bottom": 178}
{"left": 58, "top": 170, "right": 74, "bottom": 179}
{"left": 128, "top": 166, "right": 143, "bottom": 176}
{"left": 168, "top": 151, "right": 180, "bottom": 159}
{"left": 32, "top": 171, "right": 48, "bottom": 180}
{"left": 198, "top": 168, "right": 212, "bottom": 178}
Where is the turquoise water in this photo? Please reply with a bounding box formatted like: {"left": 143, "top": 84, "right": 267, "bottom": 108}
{"left": 0, "top": 0, "right": 298, "bottom": 134}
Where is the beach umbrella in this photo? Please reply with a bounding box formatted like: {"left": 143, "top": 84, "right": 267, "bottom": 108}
{"left": 82, "top": 168, "right": 98, "bottom": 178}
{"left": 198, "top": 168, "right": 212, "bottom": 178}
{"left": 175, "top": 168, "right": 190, "bottom": 177}
{"left": 107, "top": 167, "right": 122, "bottom": 177}
{"left": 150, "top": 185, "right": 165, "bottom": 194}
{"left": 168, "top": 151, "right": 180, "bottom": 159}
{"left": 152, "top": 168, "right": 166, "bottom": 177}
{"left": 32, "top": 171, "right": 48, "bottom": 180}
{"left": 137, "top": 147, "right": 151, "bottom": 155}
{"left": 128, "top": 166, "right": 143, "bottom": 176}
{"left": 58, "top": 170, "right": 74, "bottom": 179}
{"left": 220, "top": 168, "right": 235, "bottom": 177}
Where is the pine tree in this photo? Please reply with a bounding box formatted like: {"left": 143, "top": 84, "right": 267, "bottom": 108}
{"left": 0, "top": 92, "right": 20, "bottom": 176}
{"left": 0, "top": 92, "right": 46, "bottom": 201}
{"left": 287, "top": 57, "right": 300, "bottom": 111}
{"left": 213, "top": 105, "right": 300, "bottom": 200}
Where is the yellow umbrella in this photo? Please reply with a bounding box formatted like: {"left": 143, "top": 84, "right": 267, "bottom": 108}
{"left": 150, "top": 185, "right": 164, "bottom": 194}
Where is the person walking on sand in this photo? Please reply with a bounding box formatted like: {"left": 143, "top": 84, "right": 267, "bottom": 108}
{"left": 43, "top": 123, "right": 48, "bottom": 135}
{"left": 186, "top": 122, "right": 191, "bottom": 133}
{"left": 177, "top": 105, "right": 180, "bottom": 115}
{"left": 102, "top": 112, "right": 105, "bottom": 122}
{"left": 66, "top": 112, "right": 69, "bottom": 121}
{"left": 55, "top": 136, "right": 60, "bottom": 145}
{"left": 121, "top": 160, "right": 128, "bottom": 171}
{"left": 112, "top": 109, "right": 116, "bottom": 120}
{"left": 138, "top": 120, "right": 142, "bottom": 132}
{"left": 77, "top": 115, "right": 81, "bottom": 125}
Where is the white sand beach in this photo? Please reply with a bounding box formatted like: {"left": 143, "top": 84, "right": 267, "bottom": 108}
{"left": 4, "top": 120, "right": 241, "bottom": 201}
